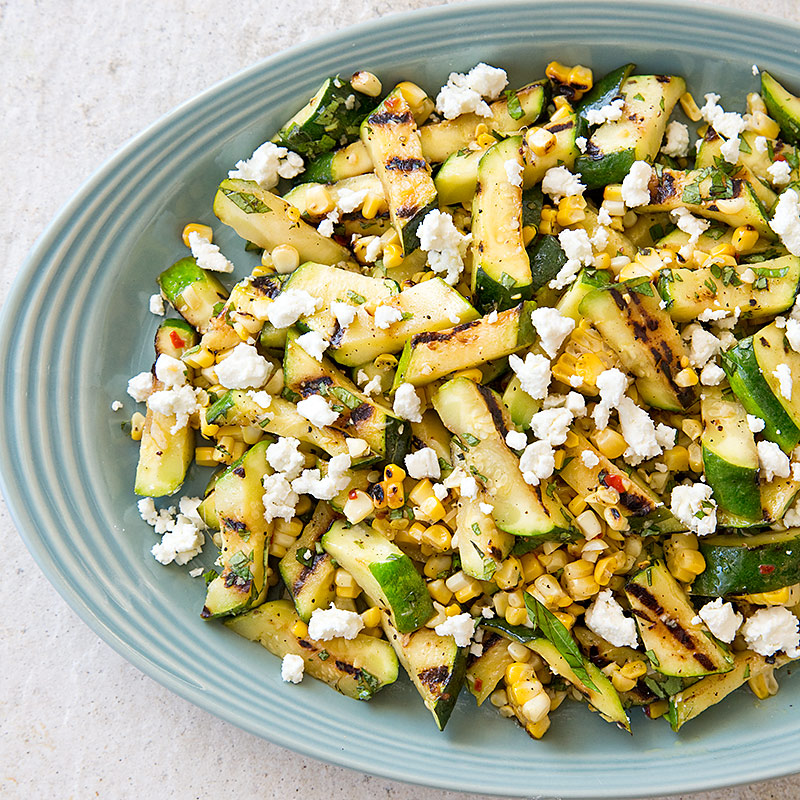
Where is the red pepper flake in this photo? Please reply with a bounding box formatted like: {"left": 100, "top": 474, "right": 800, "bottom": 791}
{"left": 348, "top": 489, "right": 359, "bottom": 500}
{"left": 604, "top": 473, "right": 626, "bottom": 494}
{"left": 474, "top": 678, "right": 483, "bottom": 691}
{"left": 169, "top": 331, "right": 185, "bottom": 349}
{"left": 759, "top": 564, "right": 776, "bottom": 575}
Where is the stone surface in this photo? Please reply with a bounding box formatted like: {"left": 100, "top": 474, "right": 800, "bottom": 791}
{"left": 2, "top": 0, "right": 800, "bottom": 798}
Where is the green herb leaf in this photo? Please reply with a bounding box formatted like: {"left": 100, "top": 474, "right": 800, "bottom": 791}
{"left": 222, "top": 188, "right": 272, "bottom": 214}
{"left": 462, "top": 433, "right": 481, "bottom": 446}
{"left": 645, "top": 648, "right": 660, "bottom": 667}
{"left": 504, "top": 89, "right": 524, "bottom": 120}
{"left": 346, "top": 290, "right": 367, "bottom": 305}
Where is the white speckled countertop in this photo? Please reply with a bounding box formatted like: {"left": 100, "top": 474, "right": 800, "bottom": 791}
{"left": 2, "top": 1, "right": 800, "bottom": 797}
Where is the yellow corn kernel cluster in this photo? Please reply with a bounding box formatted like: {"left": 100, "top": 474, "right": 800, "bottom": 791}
{"left": 545, "top": 62, "right": 593, "bottom": 99}
{"left": 749, "top": 667, "right": 779, "bottom": 699}
{"left": 372, "top": 463, "right": 406, "bottom": 510}
{"left": 407, "top": 479, "right": 447, "bottom": 522}
{"left": 556, "top": 195, "right": 587, "bottom": 226}
{"left": 664, "top": 533, "right": 706, "bottom": 583}
{"left": 731, "top": 225, "right": 759, "bottom": 253}
{"left": 445, "top": 570, "right": 482, "bottom": 603}
{"left": 539, "top": 206, "right": 558, "bottom": 236}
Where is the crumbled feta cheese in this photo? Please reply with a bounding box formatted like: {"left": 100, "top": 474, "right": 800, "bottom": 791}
{"left": 393, "top": 382, "right": 423, "bottom": 422}
{"left": 228, "top": 140, "right": 304, "bottom": 188}
{"left": 363, "top": 236, "right": 383, "bottom": 263}
{"left": 670, "top": 482, "right": 717, "bottom": 536}
{"left": 661, "top": 121, "right": 690, "bottom": 158}
{"left": 687, "top": 325, "right": 722, "bottom": 369}
{"left": 747, "top": 414, "right": 766, "bottom": 433}
{"left": 447, "top": 309, "right": 460, "bottom": 324}
{"left": 110, "top": 400, "right": 123, "bottom": 412}
{"left": 519, "top": 440, "right": 555, "bottom": 486}
{"left": 459, "top": 475, "right": 479, "bottom": 498}
{"left": 697, "top": 308, "right": 729, "bottom": 322}
{"left": 592, "top": 368, "right": 628, "bottom": 430}
{"left": 374, "top": 304, "right": 403, "bottom": 329}
{"left": 504, "top": 158, "right": 523, "bottom": 188}
{"left": 529, "top": 407, "right": 573, "bottom": 447}
{"left": 296, "top": 394, "right": 339, "bottom": 428}
{"left": 308, "top": 603, "right": 365, "bottom": 641}
{"left": 127, "top": 371, "right": 154, "bottom": 402}
{"left": 432, "top": 482, "right": 448, "bottom": 501}
{"left": 295, "top": 330, "right": 330, "bottom": 361}
{"left": 550, "top": 227, "right": 594, "bottom": 290}
{"left": 330, "top": 301, "right": 357, "bottom": 330}
{"left": 655, "top": 423, "right": 678, "bottom": 449}
{"left": 769, "top": 189, "right": 800, "bottom": 256}
{"left": 786, "top": 318, "right": 800, "bottom": 353}
{"left": 671, "top": 207, "right": 710, "bottom": 256}
{"left": 505, "top": 430, "right": 527, "bottom": 450}
{"left": 486, "top": 310, "right": 499, "bottom": 324}
{"left": 618, "top": 397, "right": 661, "bottom": 465}
{"left": 575, "top": 135, "right": 587, "bottom": 153}
{"left": 565, "top": 391, "right": 586, "bottom": 418}
{"left": 362, "top": 375, "right": 382, "bottom": 396}
{"left": 151, "top": 515, "right": 204, "bottom": 565}
{"left": 700, "top": 362, "right": 725, "bottom": 386}
{"left": 768, "top": 159, "right": 793, "bottom": 187}
{"left": 754, "top": 135, "right": 768, "bottom": 154}
{"left": 189, "top": 567, "right": 204, "bottom": 578}
{"left": 752, "top": 64, "right": 760, "bottom": 76}
{"left": 720, "top": 136, "right": 741, "bottom": 164}
{"left": 317, "top": 214, "right": 336, "bottom": 238}
{"left": 696, "top": 598, "right": 743, "bottom": 644}
{"left": 417, "top": 209, "right": 469, "bottom": 285}
{"left": 741, "top": 606, "right": 800, "bottom": 657}
{"left": 435, "top": 63, "right": 508, "bottom": 119}
{"left": 585, "top": 590, "right": 639, "bottom": 648}
{"left": 700, "top": 93, "right": 746, "bottom": 164}
{"left": 405, "top": 447, "right": 441, "bottom": 480}
{"left": 281, "top": 653, "right": 305, "bottom": 684}
{"left": 291, "top": 454, "right": 352, "bottom": 501}
{"left": 336, "top": 187, "right": 369, "bottom": 213}
{"left": 215, "top": 343, "right": 272, "bottom": 389}
{"left": 590, "top": 226, "right": 609, "bottom": 251}
{"left": 581, "top": 450, "right": 600, "bottom": 468}
{"left": 434, "top": 612, "right": 475, "bottom": 646}
{"left": 262, "top": 472, "right": 300, "bottom": 522}
{"left": 247, "top": 390, "right": 272, "bottom": 411}
{"left": 758, "top": 440, "right": 791, "bottom": 482}
{"left": 155, "top": 353, "right": 187, "bottom": 388}
{"left": 508, "top": 352, "right": 551, "bottom": 400}
{"left": 774, "top": 363, "right": 793, "bottom": 400}
{"left": 149, "top": 293, "right": 165, "bottom": 315}
{"left": 147, "top": 384, "right": 199, "bottom": 433}
{"left": 530, "top": 306, "right": 575, "bottom": 358}
{"left": 621, "top": 161, "right": 653, "bottom": 207}
{"left": 138, "top": 497, "right": 165, "bottom": 529}
{"left": 541, "top": 166, "right": 586, "bottom": 202}
{"left": 597, "top": 206, "right": 613, "bottom": 226}
{"left": 187, "top": 231, "right": 234, "bottom": 274}
{"left": 585, "top": 97, "right": 625, "bottom": 126}
{"left": 479, "top": 502, "right": 494, "bottom": 515}
{"left": 266, "top": 437, "right": 305, "bottom": 479}
{"left": 266, "top": 289, "right": 321, "bottom": 329}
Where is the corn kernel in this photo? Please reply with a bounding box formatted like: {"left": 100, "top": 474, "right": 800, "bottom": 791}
{"left": 574, "top": 509, "right": 603, "bottom": 540}
{"left": 611, "top": 669, "right": 637, "bottom": 693}
{"left": 557, "top": 195, "right": 587, "bottom": 226}
{"left": 591, "top": 427, "right": 627, "bottom": 460}
{"left": 749, "top": 667, "right": 779, "bottom": 699}
{"left": 603, "top": 184, "right": 624, "bottom": 203}
{"left": 424, "top": 554, "right": 451, "bottom": 579}
{"left": 292, "top": 620, "right": 309, "bottom": 639}
{"left": 477, "top": 132, "right": 498, "bottom": 149}
{"left": 445, "top": 602, "right": 462, "bottom": 617}
{"left": 350, "top": 70, "right": 382, "bottom": 97}
{"left": 419, "top": 494, "right": 446, "bottom": 522}
{"left": 382, "top": 243, "right": 404, "bottom": 268}
{"left": 664, "top": 445, "right": 689, "bottom": 472}
{"left": 421, "top": 523, "right": 451, "bottom": 551}
{"left": 648, "top": 699, "right": 670, "bottom": 719}
{"left": 519, "top": 552, "right": 546, "bottom": 582}
{"left": 747, "top": 92, "right": 768, "bottom": 115}
{"left": 621, "top": 660, "right": 648, "bottom": 681}
{"left": 490, "top": 689, "right": 509, "bottom": 707}
{"left": 688, "top": 441, "right": 704, "bottom": 472}
{"left": 335, "top": 568, "right": 362, "bottom": 599}
{"left": 396, "top": 81, "right": 433, "bottom": 120}
{"left": 427, "top": 578, "right": 454, "bottom": 605}
{"left": 195, "top": 446, "right": 216, "bottom": 466}
{"left": 271, "top": 244, "right": 300, "bottom": 275}
{"left": 533, "top": 574, "right": 572, "bottom": 608}
{"left": 545, "top": 60, "right": 572, "bottom": 84}
{"left": 732, "top": 225, "right": 759, "bottom": 253}
{"left": 505, "top": 605, "right": 529, "bottom": 626}
{"left": 384, "top": 464, "right": 405, "bottom": 482}
{"left": 181, "top": 222, "right": 213, "bottom": 247}
{"left": 506, "top": 662, "right": 536, "bottom": 686}
{"left": 183, "top": 347, "right": 215, "bottom": 369}
{"left": 344, "top": 489, "right": 374, "bottom": 524}
{"left": 594, "top": 554, "right": 621, "bottom": 586}
{"left": 525, "top": 716, "right": 551, "bottom": 739}
{"left": 494, "top": 556, "right": 523, "bottom": 590}
{"left": 552, "top": 611, "right": 575, "bottom": 630}
{"left": 285, "top": 205, "right": 302, "bottom": 223}
{"left": 453, "top": 368, "right": 484, "bottom": 382}
{"left": 361, "top": 193, "right": 383, "bottom": 220}
{"left": 568, "top": 65, "right": 593, "bottom": 93}
{"left": 509, "top": 678, "right": 544, "bottom": 706}
{"left": 680, "top": 92, "right": 703, "bottom": 122}
{"left": 526, "top": 126, "right": 557, "bottom": 156}
{"left": 747, "top": 110, "right": 781, "bottom": 138}
{"left": 592, "top": 252, "right": 612, "bottom": 270}
{"left": 507, "top": 642, "right": 532, "bottom": 663}
{"left": 130, "top": 411, "right": 146, "bottom": 441}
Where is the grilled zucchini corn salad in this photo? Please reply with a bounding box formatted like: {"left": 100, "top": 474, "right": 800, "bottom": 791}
{"left": 125, "top": 61, "right": 800, "bottom": 737}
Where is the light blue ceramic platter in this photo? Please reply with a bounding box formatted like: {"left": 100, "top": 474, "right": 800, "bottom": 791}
{"left": 3, "top": 1, "right": 800, "bottom": 797}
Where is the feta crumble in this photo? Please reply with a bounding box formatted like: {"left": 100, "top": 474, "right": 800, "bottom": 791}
{"left": 434, "top": 612, "right": 475, "bottom": 646}
{"left": 505, "top": 429, "right": 527, "bottom": 450}
{"left": 187, "top": 231, "right": 234, "bottom": 274}
{"left": 346, "top": 438, "right": 369, "bottom": 458}
{"left": 266, "top": 437, "right": 305, "bottom": 479}
{"left": 592, "top": 368, "right": 629, "bottom": 430}
{"left": 700, "top": 362, "right": 725, "bottom": 386}
{"left": 147, "top": 384, "right": 199, "bottom": 433}
{"left": 508, "top": 352, "right": 551, "bottom": 400}
{"left": 529, "top": 407, "right": 573, "bottom": 447}
{"left": 307, "top": 603, "right": 365, "bottom": 641}
{"left": 155, "top": 353, "right": 187, "bottom": 388}
{"left": 362, "top": 375, "right": 382, "bottom": 396}
{"left": 295, "top": 330, "right": 329, "bottom": 361}
{"left": 297, "top": 394, "right": 339, "bottom": 427}
{"left": 529, "top": 306, "right": 575, "bottom": 358}
{"left": 621, "top": 161, "right": 653, "bottom": 207}
{"left": 374, "top": 304, "right": 403, "bottom": 329}
{"left": 585, "top": 589, "right": 639, "bottom": 648}
{"left": 581, "top": 450, "right": 600, "bottom": 469}
{"left": 262, "top": 472, "right": 300, "bottom": 522}
{"left": 149, "top": 293, "right": 165, "bottom": 315}
{"left": 774, "top": 363, "right": 793, "bottom": 400}
{"left": 110, "top": 400, "right": 123, "bottom": 412}
{"left": 504, "top": 158, "right": 524, "bottom": 187}
{"left": 435, "top": 63, "right": 508, "bottom": 120}
{"left": 618, "top": 397, "right": 662, "bottom": 465}
{"left": 151, "top": 515, "right": 205, "bottom": 565}
{"left": 281, "top": 653, "right": 305, "bottom": 684}
{"left": 661, "top": 121, "right": 690, "bottom": 158}
{"left": 670, "top": 482, "right": 717, "bottom": 536}
{"left": 741, "top": 606, "right": 800, "bottom": 657}
{"left": 393, "top": 382, "right": 423, "bottom": 422}
{"left": 786, "top": 318, "right": 800, "bottom": 353}
{"left": 575, "top": 135, "right": 587, "bottom": 153}
{"left": 747, "top": 414, "right": 766, "bottom": 433}
{"left": 215, "top": 343, "right": 272, "bottom": 389}
{"left": 432, "top": 482, "right": 448, "bottom": 501}
{"left": 127, "top": 371, "right": 154, "bottom": 402}
{"left": 228, "top": 140, "right": 304, "bottom": 189}
{"left": 417, "top": 209, "right": 469, "bottom": 285}
{"left": 405, "top": 447, "right": 441, "bottom": 480}
{"left": 266, "top": 289, "right": 321, "bottom": 329}
{"left": 550, "top": 227, "right": 593, "bottom": 290}
{"left": 585, "top": 97, "right": 625, "bottom": 126}
{"left": 541, "top": 166, "right": 586, "bottom": 202}
{"left": 687, "top": 326, "right": 722, "bottom": 369}
{"left": 519, "top": 440, "right": 555, "bottom": 486}
{"left": 336, "top": 186, "right": 369, "bottom": 213}
{"left": 479, "top": 502, "right": 494, "bottom": 515}
{"left": 768, "top": 159, "right": 793, "bottom": 187}
{"left": 291, "top": 454, "right": 352, "bottom": 501}
{"left": 769, "top": 189, "right": 800, "bottom": 256}
{"left": 331, "top": 301, "right": 357, "bottom": 330}
{"left": 757, "top": 440, "right": 791, "bottom": 482}
{"left": 696, "top": 598, "right": 742, "bottom": 644}
{"left": 459, "top": 475, "right": 479, "bottom": 499}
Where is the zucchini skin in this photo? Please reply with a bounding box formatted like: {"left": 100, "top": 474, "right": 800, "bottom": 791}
{"left": 576, "top": 63, "right": 636, "bottom": 121}
{"left": 761, "top": 71, "right": 800, "bottom": 145}
{"left": 701, "top": 447, "right": 761, "bottom": 521}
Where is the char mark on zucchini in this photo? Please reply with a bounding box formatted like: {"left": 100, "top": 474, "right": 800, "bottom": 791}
{"left": 396, "top": 204, "right": 423, "bottom": 219}
{"left": 548, "top": 121, "right": 574, "bottom": 134}
{"left": 250, "top": 275, "right": 282, "bottom": 297}
{"left": 418, "top": 665, "right": 451, "bottom": 689}
{"left": 350, "top": 403, "right": 375, "bottom": 423}
{"left": 298, "top": 376, "right": 335, "bottom": 397}
{"left": 476, "top": 383, "right": 511, "bottom": 437}
{"left": 653, "top": 172, "right": 675, "bottom": 204}
{"left": 411, "top": 319, "right": 481, "bottom": 346}
{"left": 369, "top": 110, "right": 414, "bottom": 126}
{"left": 385, "top": 157, "right": 428, "bottom": 171}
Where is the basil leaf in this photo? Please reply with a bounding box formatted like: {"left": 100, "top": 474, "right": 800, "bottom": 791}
{"left": 504, "top": 89, "right": 524, "bottom": 120}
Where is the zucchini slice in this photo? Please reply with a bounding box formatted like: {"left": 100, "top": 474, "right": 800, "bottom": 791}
{"left": 273, "top": 76, "right": 369, "bottom": 160}
{"left": 381, "top": 613, "right": 467, "bottom": 730}
{"left": 579, "top": 282, "right": 693, "bottom": 411}
{"left": 321, "top": 521, "right": 434, "bottom": 633}
{"left": 282, "top": 173, "right": 386, "bottom": 220}
{"left": 575, "top": 63, "right": 636, "bottom": 123}
{"left": 394, "top": 301, "right": 535, "bottom": 388}
{"left": 456, "top": 498, "right": 514, "bottom": 580}
{"left": 761, "top": 71, "right": 800, "bottom": 145}
{"left": 501, "top": 373, "right": 541, "bottom": 430}
{"left": 410, "top": 410, "right": 454, "bottom": 477}
{"left": 225, "top": 599, "right": 398, "bottom": 700}
{"left": 701, "top": 385, "right": 761, "bottom": 522}
{"left": 154, "top": 318, "right": 199, "bottom": 358}
{"left": 625, "top": 562, "right": 734, "bottom": 678}
{"left": 158, "top": 257, "right": 229, "bottom": 333}
{"left": 432, "top": 377, "right": 575, "bottom": 541}
{"left": 202, "top": 440, "right": 273, "bottom": 619}
{"left": 575, "top": 74, "right": 685, "bottom": 189}
{"left": 722, "top": 323, "right": 800, "bottom": 452}
{"left": 278, "top": 502, "right": 337, "bottom": 622}
{"left": 283, "top": 331, "right": 410, "bottom": 463}
{"left": 471, "top": 136, "right": 531, "bottom": 311}
{"left": 466, "top": 630, "right": 514, "bottom": 705}
{"left": 360, "top": 88, "right": 437, "bottom": 254}
{"left": 658, "top": 255, "right": 800, "bottom": 323}
{"left": 761, "top": 469, "right": 800, "bottom": 524}
{"left": 213, "top": 178, "right": 351, "bottom": 264}
{"left": 691, "top": 529, "right": 800, "bottom": 596}
{"left": 303, "top": 140, "right": 374, "bottom": 184}
{"left": 640, "top": 167, "right": 774, "bottom": 239}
